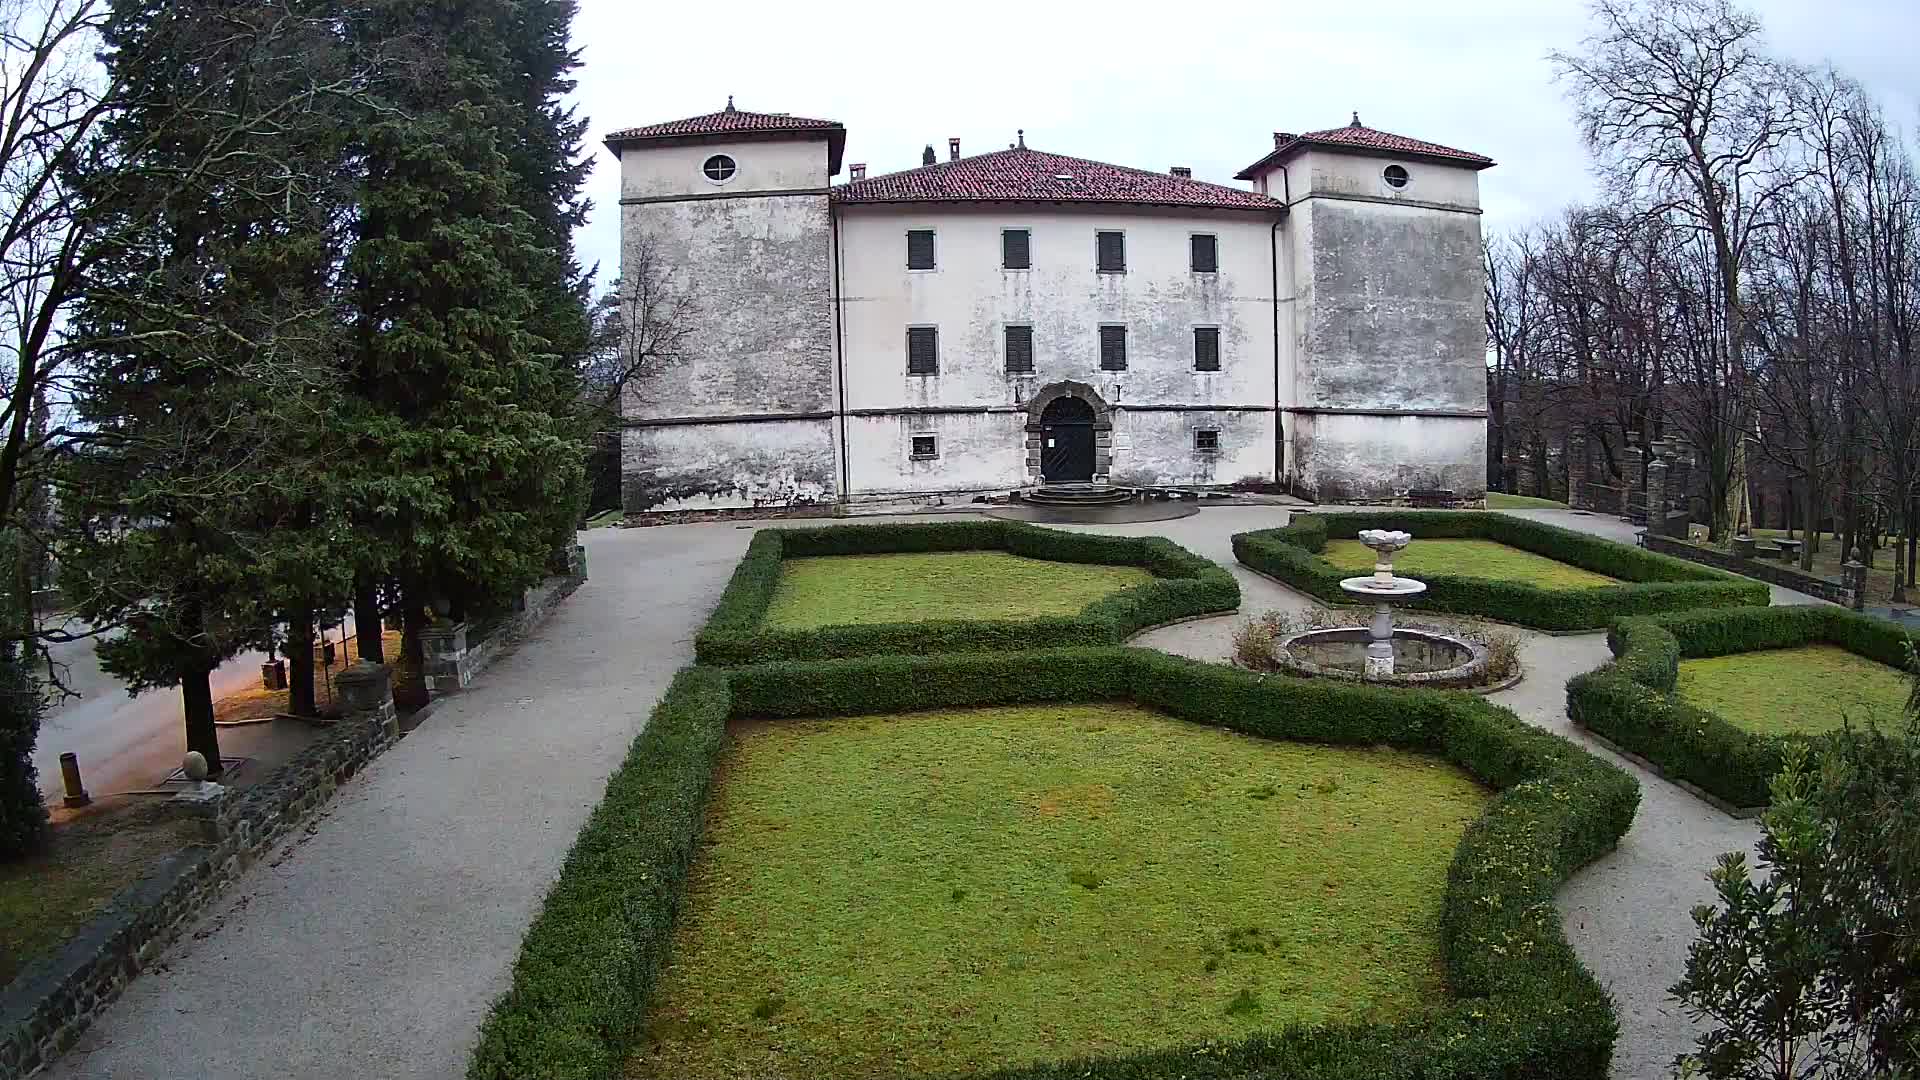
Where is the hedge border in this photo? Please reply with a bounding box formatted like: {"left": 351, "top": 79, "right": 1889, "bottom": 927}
{"left": 694, "top": 520, "right": 1240, "bottom": 665}
{"left": 470, "top": 648, "right": 1640, "bottom": 1080}
{"left": 1233, "top": 510, "right": 1767, "bottom": 631}
{"left": 1566, "top": 604, "right": 1919, "bottom": 812}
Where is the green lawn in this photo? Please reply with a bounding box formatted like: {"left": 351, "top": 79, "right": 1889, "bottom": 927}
{"left": 1320, "top": 538, "right": 1620, "bottom": 589}
{"left": 632, "top": 704, "right": 1487, "bottom": 1079}
{"left": 1485, "top": 492, "right": 1568, "bottom": 510}
{"left": 1677, "top": 644, "right": 1910, "bottom": 736}
{"left": 761, "top": 551, "right": 1153, "bottom": 629}
{"left": 0, "top": 803, "right": 202, "bottom": 987}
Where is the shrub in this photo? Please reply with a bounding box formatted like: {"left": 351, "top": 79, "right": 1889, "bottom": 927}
{"left": 473, "top": 648, "right": 1639, "bottom": 1080}
{"left": 696, "top": 520, "right": 1240, "bottom": 665}
{"left": 1567, "top": 605, "right": 1920, "bottom": 811}
{"left": 1233, "top": 511, "right": 1767, "bottom": 631}
{"left": 0, "top": 655, "right": 47, "bottom": 859}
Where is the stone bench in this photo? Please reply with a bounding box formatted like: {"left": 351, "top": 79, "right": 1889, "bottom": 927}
{"left": 1770, "top": 539, "right": 1803, "bottom": 562}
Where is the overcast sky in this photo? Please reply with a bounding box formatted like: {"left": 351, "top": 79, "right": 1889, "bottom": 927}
{"left": 567, "top": 0, "right": 1920, "bottom": 291}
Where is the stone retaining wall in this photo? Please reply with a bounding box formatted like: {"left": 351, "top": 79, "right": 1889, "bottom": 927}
{"left": 0, "top": 682, "right": 399, "bottom": 1080}
{"left": 1642, "top": 532, "right": 1855, "bottom": 606}
{"left": 423, "top": 556, "right": 587, "bottom": 695}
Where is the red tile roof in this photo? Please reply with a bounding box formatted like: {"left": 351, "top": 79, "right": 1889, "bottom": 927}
{"left": 1234, "top": 115, "right": 1494, "bottom": 179}
{"left": 833, "top": 146, "right": 1280, "bottom": 211}
{"left": 604, "top": 100, "right": 846, "bottom": 172}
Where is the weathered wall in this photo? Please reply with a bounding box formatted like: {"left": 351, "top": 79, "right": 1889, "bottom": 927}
{"left": 1109, "top": 409, "right": 1275, "bottom": 487}
{"left": 835, "top": 202, "right": 1281, "bottom": 490}
{"left": 1282, "top": 148, "right": 1487, "bottom": 499}
{"left": 618, "top": 134, "right": 838, "bottom": 510}
{"left": 623, "top": 419, "right": 836, "bottom": 511}
{"left": 845, "top": 411, "right": 1026, "bottom": 495}
{"left": 1292, "top": 412, "right": 1486, "bottom": 502}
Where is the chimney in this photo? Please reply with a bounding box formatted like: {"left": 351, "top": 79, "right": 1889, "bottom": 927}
{"left": 949, "top": 137, "right": 960, "bottom": 161}
{"left": 1170, "top": 166, "right": 1191, "bottom": 179}
{"left": 1273, "top": 131, "right": 1295, "bottom": 148}
{"left": 850, "top": 163, "right": 866, "bottom": 181}
{"left": 922, "top": 144, "right": 936, "bottom": 166}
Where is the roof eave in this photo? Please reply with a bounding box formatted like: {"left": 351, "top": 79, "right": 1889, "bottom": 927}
{"left": 1234, "top": 141, "right": 1495, "bottom": 179}
{"left": 829, "top": 194, "right": 1284, "bottom": 213}
{"left": 603, "top": 125, "right": 848, "bottom": 175}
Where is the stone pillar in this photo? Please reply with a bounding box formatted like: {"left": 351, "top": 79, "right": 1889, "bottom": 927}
{"left": 1621, "top": 444, "right": 1645, "bottom": 521}
{"left": 335, "top": 661, "right": 398, "bottom": 738}
{"left": 1646, "top": 457, "right": 1669, "bottom": 538}
{"left": 1567, "top": 433, "right": 1590, "bottom": 511}
{"left": 420, "top": 620, "right": 471, "bottom": 694}
{"left": 1846, "top": 548, "right": 1868, "bottom": 611}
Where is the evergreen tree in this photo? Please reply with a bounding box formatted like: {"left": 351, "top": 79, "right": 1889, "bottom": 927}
{"left": 341, "top": 0, "right": 588, "bottom": 702}
{"left": 59, "top": 0, "right": 355, "bottom": 769}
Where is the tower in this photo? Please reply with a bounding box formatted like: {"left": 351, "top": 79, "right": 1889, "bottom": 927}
{"left": 604, "top": 101, "right": 845, "bottom": 512}
{"left": 1237, "top": 115, "right": 1494, "bottom": 501}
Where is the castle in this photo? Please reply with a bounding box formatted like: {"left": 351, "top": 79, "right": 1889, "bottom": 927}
{"left": 608, "top": 100, "right": 1492, "bottom": 512}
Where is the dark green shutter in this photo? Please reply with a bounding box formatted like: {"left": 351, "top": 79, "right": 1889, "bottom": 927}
{"left": 1002, "top": 229, "right": 1030, "bottom": 269}
{"left": 1191, "top": 235, "right": 1218, "bottom": 273}
{"left": 907, "top": 327, "right": 938, "bottom": 374}
{"left": 1099, "top": 326, "right": 1127, "bottom": 370}
{"left": 907, "top": 230, "right": 935, "bottom": 269}
{"left": 1194, "top": 327, "right": 1221, "bottom": 371}
{"left": 1005, "top": 325, "right": 1034, "bottom": 373}
{"left": 1096, "top": 231, "right": 1125, "bottom": 272}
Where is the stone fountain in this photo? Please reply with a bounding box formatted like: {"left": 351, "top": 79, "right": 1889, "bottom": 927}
{"left": 1342, "top": 529, "right": 1426, "bottom": 677}
{"left": 1272, "top": 530, "right": 1489, "bottom": 688}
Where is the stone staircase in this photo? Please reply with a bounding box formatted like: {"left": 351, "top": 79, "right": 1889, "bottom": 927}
{"left": 1019, "top": 484, "right": 1136, "bottom": 508}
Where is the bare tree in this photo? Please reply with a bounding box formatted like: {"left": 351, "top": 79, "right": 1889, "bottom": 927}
{"left": 1553, "top": 0, "right": 1803, "bottom": 538}
{"left": 581, "top": 233, "right": 697, "bottom": 513}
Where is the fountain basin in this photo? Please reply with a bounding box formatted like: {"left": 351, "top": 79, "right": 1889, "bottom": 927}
{"left": 1273, "top": 627, "right": 1489, "bottom": 689}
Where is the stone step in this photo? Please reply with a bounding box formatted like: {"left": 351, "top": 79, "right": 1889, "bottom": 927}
{"left": 1023, "top": 486, "right": 1136, "bottom": 507}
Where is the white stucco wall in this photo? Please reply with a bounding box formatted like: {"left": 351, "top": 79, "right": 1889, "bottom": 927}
{"left": 1108, "top": 409, "right": 1275, "bottom": 488}
{"left": 845, "top": 411, "right": 1027, "bottom": 495}
{"left": 624, "top": 419, "right": 837, "bottom": 512}
{"left": 836, "top": 204, "right": 1282, "bottom": 412}
{"left": 618, "top": 135, "right": 831, "bottom": 201}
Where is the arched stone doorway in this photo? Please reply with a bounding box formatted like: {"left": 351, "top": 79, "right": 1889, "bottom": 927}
{"left": 1025, "top": 382, "right": 1112, "bottom": 485}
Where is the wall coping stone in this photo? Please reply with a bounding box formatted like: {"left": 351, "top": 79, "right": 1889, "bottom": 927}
{"left": 1642, "top": 532, "right": 1854, "bottom": 606}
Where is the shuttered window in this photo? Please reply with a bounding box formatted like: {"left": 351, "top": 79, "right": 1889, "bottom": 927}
{"left": 1098, "top": 325, "right": 1127, "bottom": 371}
{"left": 1002, "top": 229, "right": 1031, "bottom": 269}
{"left": 1096, "top": 231, "right": 1125, "bottom": 272}
{"left": 1194, "top": 327, "right": 1221, "bottom": 371}
{"left": 1191, "top": 234, "right": 1218, "bottom": 273}
{"left": 1005, "top": 325, "right": 1035, "bottom": 373}
{"left": 906, "top": 327, "right": 938, "bottom": 374}
{"left": 907, "top": 229, "right": 936, "bottom": 270}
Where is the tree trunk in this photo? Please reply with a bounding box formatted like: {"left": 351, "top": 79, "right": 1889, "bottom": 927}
{"left": 1907, "top": 498, "right": 1916, "bottom": 587}
{"left": 393, "top": 585, "right": 430, "bottom": 710}
{"left": 181, "top": 666, "right": 222, "bottom": 775}
{"left": 1801, "top": 481, "right": 1819, "bottom": 572}
{"left": 286, "top": 606, "right": 317, "bottom": 717}
{"left": 354, "top": 577, "right": 384, "bottom": 663}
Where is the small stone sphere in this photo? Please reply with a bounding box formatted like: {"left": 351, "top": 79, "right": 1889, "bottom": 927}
{"left": 183, "top": 751, "right": 210, "bottom": 782}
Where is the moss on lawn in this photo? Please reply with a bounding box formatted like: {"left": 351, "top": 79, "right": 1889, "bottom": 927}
{"left": 761, "top": 551, "right": 1154, "bottom": 630}
{"left": 1676, "top": 643, "right": 1910, "bottom": 736}
{"left": 630, "top": 704, "right": 1486, "bottom": 1079}
{"left": 1320, "top": 538, "right": 1620, "bottom": 590}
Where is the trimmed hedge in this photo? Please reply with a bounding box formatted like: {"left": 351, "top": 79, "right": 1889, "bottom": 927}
{"left": 695, "top": 520, "right": 1240, "bottom": 664}
{"left": 1232, "top": 510, "right": 1768, "bottom": 631}
{"left": 473, "top": 649, "right": 1640, "bottom": 1080}
{"left": 1566, "top": 605, "right": 1920, "bottom": 810}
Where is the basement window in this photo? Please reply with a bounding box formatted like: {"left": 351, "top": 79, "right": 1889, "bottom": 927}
{"left": 1382, "top": 164, "right": 1410, "bottom": 189}
{"left": 910, "top": 434, "right": 939, "bottom": 460}
{"left": 1098, "top": 325, "right": 1127, "bottom": 371}
{"left": 1195, "top": 429, "right": 1220, "bottom": 453}
{"left": 1005, "top": 324, "right": 1035, "bottom": 373}
{"left": 906, "top": 326, "right": 938, "bottom": 375}
{"left": 907, "top": 229, "right": 936, "bottom": 270}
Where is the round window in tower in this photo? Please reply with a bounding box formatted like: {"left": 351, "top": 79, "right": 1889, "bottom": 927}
{"left": 702, "top": 154, "right": 737, "bottom": 183}
{"left": 1382, "top": 164, "right": 1410, "bottom": 189}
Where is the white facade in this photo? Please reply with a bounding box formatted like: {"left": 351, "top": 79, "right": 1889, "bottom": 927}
{"left": 610, "top": 110, "right": 1491, "bottom": 511}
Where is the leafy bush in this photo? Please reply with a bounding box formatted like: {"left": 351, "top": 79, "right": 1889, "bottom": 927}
{"left": 1567, "top": 605, "right": 1920, "bottom": 810}
{"left": 1233, "top": 511, "right": 1767, "bottom": 631}
{"left": 696, "top": 520, "right": 1239, "bottom": 665}
{"left": 473, "top": 648, "right": 1639, "bottom": 1080}
{"left": 1673, "top": 712, "right": 1920, "bottom": 1079}
{"left": 1231, "top": 607, "right": 1523, "bottom": 685}
{"left": 0, "top": 655, "right": 47, "bottom": 859}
